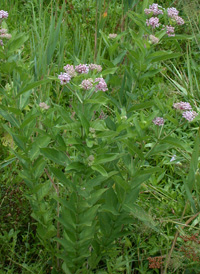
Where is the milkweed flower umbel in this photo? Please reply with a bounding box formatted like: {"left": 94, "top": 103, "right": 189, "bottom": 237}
{"left": 63, "top": 64, "right": 76, "bottom": 77}
{"left": 153, "top": 117, "right": 164, "bottom": 126}
{"left": 0, "top": 10, "right": 8, "bottom": 19}
{"left": 173, "top": 102, "right": 192, "bottom": 110}
{"left": 80, "top": 79, "right": 93, "bottom": 90}
{"left": 174, "top": 16, "right": 185, "bottom": 25}
{"left": 0, "top": 28, "right": 7, "bottom": 34}
{"left": 149, "top": 35, "right": 159, "bottom": 44}
{"left": 89, "top": 64, "right": 102, "bottom": 72}
{"left": 166, "top": 25, "right": 175, "bottom": 37}
{"left": 58, "top": 72, "right": 71, "bottom": 85}
{"left": 75, "top": 64, "right": 89, "bottom": 74}
{"left": 182, "top": 111, "right": 198, "bottom": 122}
{"left": 0, "top": 33, "right": 12, "bottom": 39}
{"left": 39, "top": 102, "right": 50, "bottom": 110}
{"left": 167, "top": 7, "right": 179, "bottom": 17}
{"left": 144, "top": 4, "right": 163, "bottom": 15}
{"left": 108, "top": 33, "right": 117, "bottom": 39}
{"left": 94, "top": 78, "right": 108, "bottom": 92}
{"left": 146, "top": 17, "right": 160, "bottom": 28}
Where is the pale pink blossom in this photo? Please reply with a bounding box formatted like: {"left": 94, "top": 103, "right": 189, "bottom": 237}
{"left": 39, "top": 102, "right": 50, "bottom": 110}
{"left": 109, "top": 33, "right": 117, "bottom": 39}
{"left": 94, "top": 78, "right": 108, "bottom": 92}
{"left": 146, "top": 17, "right": 160, "bottom": 28}
{"left": 182, "top": 111, "right": 198, "bottom": 121}
{"left": 166, "top": 25, "right": 175, "bottom": 37}
{"left": 173, "top": 102, "right": 192, "bottom": 110}
{"left": 144, "top": 4, "right": 163, "bottom": 15}
{"left": 63, "top": 64, "right": 76, "bottom": 77}
{"left": 80, "top": 79, "right": 93, "bottom": 90}
{"left": 167, "top": 7, "right": 179, "bottom": 18}
{"left": 58, "top": 72, "right": 71, "bottom": 85}
{"left": 89, "top": 64, "right": 102, "bottom": 72}
{"left": 153, "top": 117, "right": 164, "bottom": 126}
{"left": 75, "top": 64, "right": 89, "bottom": 74}
{"left": 0, "top": 10, "right": 8, "bottom": 19}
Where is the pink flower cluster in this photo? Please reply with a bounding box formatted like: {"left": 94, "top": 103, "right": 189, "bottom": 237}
{"left": 58, "top": 64, "right": 108, "bottom": 92}
{"left": 173, "top": 102, "right": 192, "bottom": 110}
{"left": 182, "top": 111, "right": 197, "bottom": 122}
{"left": 89, "top": 64, "right": 102, "bottom": 72}
{"left": 167, "top": 7, "right": 185, "bottom": 25}
{"left": 63, "top": 64, "right": 76, "bottom": 77}
{"left": 39, "top": 102, "right": 50, "bottom": 110}
{"left": 146, "top": 17, "right": 160, "bottom": 28}
{"left": 109, "top": 33, "right": 117, "bottom": 39}
{"left": 153, "top": 117, "right": 164, "bottom": 126}
{"left": 165, "top": 25, "right": 175, "bottom": 37}
{"left": 94, "top": 78, "right": 108, "bottom": 92}
{"left": 58, "top": 63, "right": 103, "bottom": 85}
{"left": 167, "top": 7, "right": 179, "bottom": 17}
{"left": 145, "top": 3, "right": 185, "bottom": 37}
{"left": 173, "top": 101, "right": 198, "bottom": 121}
{"left": 144, "top": 4, "right": 163, "bottom": 15}
{"left": 80, "top": 77, "right": 108, "bottom": 92}
{"left": 58, "top": 72, "right": 71, "bottom": 85}
{"left": 0, "top": 10, "right": 8, "bottom": 19}
{"left": 75, "top": 64, "right": 89, "bottom": 74}
{"left": 80, "top": 79, "right": 93, "bottom": 90}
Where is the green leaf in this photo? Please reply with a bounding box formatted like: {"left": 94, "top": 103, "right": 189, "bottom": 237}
{"left": 29, "top": 136, "right": 51, "bottom": 160}
{"left": 146, "top": 52, "right": 182, "bottom": 63}
{"left": 91, "top": 165, "right": 108, "bottom": 176}
{"left": 94, "top": 153, "right": 120, "bottom": 164}
{"left": 16, "top": 79, "right": 50, "bottom": 97}
{"left": 0, "top": 156, "right": 16, "bottom": 170}
{"left": 56, "top": 122, "right": 81, "bottom": 131}
{"left": 7, "top": 33, "right": 29, "bottom": 53}
{"left": 129, "top": 100, "right": 154, "bottom": 111}
{"left": 101, "top": 67, "right": 118, "bottom": 76}
{"left": 0, "top": 109, "right": 20, "bottom": 128}
{"left": 50, "top": 167, "right": 73, "bottom": 189}
{"left": 40, "top": 148, "right": 69, "bottom": 166}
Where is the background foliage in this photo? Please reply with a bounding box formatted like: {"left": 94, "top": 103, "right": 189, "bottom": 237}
{"left": 1, "top": 0, "right": 200, "bottom": 273}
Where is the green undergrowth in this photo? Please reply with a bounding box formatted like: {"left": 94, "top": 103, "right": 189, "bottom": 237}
{"left": 0, "top": 0, "right": 200, "bottom": 273}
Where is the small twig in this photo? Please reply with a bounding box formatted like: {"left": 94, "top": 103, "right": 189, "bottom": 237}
{"left": 162, "top": 202, "right": 188, "bottom": 274}
{"left": 163, "top": 205, "right": 200, "bottom": 274}
{"left": 44, "top": 168, "right": 58, "bottom": 193}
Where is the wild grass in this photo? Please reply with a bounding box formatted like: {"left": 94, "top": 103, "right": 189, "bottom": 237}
{"left": 0, "top": 0, "right": 200, "bottom": 273}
